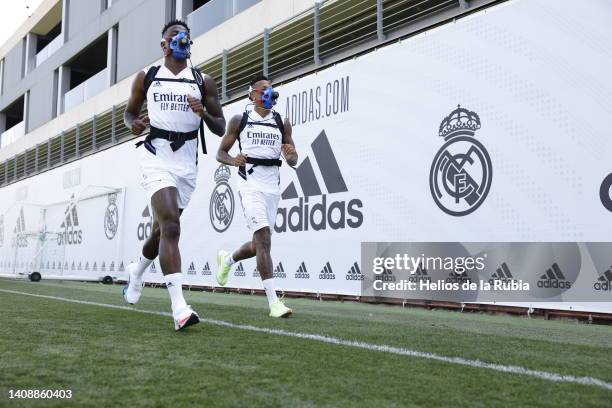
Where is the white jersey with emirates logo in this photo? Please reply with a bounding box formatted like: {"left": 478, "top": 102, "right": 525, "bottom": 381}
{"left": 142, "top": 65, "right": 202, "bottom": 178}
{"left": 237, "top": 109, "right": 283, "bottom": 195}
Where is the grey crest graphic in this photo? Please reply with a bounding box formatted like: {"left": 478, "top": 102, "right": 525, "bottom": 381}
{"left": 430, "top": 106, "right": 492, "bottom": 216}
{"left": 210, "top": 164, "right": 235, "bottom": 233}
{"left": 600, "top": 173, "right": 612, "bottom": 212}
{"left": 104, "top": 193, "right": 119, "bottom": 240}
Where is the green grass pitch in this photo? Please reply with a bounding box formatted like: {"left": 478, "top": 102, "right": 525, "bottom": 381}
{"left": 1, "top": 278, "right": 611, "bottom": 407}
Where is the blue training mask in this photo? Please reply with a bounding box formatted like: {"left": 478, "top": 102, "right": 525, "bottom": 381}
{"left": 260, "top": 87, "right": 279, "bottom": 109}
{"left": 167, "top": 31, "right": 192, "bottom": 60}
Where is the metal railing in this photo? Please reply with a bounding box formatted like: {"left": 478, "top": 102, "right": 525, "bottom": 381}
{"left": 0, "top": 0, "right": 494, "bottom": 188}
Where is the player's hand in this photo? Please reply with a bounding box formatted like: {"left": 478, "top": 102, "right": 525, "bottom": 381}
{"left": 233, "top": 153, "right": 248, "bottom": 167}
{"left": 187, "top": 95, "right": 205, "bottom": 117}
{"left": 131, "top": 116, "right": 149, "bottom": 135}
{"left": 282, "top": 144, "right": 296, "bottom": 157}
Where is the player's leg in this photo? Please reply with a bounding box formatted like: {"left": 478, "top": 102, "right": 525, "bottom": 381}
{"left": 217, "top": 188, "right": 262, "bottom": 285}
{"left": 123, "top": 220, "right": 158, "bottom": 304}
{"left": 152, "top": 186, "right": 199, "bottom": 330}
{"left": 217, "top": 239, "right": 255, "bottom": 285}
{"left": 253, "top": 225, "right": 291, "bottom": 318}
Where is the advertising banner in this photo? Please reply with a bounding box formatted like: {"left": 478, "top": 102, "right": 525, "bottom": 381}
{"left": 0, "top": 0, "right": 610, "bottom": 309}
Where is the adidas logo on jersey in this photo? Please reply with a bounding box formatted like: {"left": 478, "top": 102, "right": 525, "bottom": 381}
{"left": 187, "top": 262, "right": 197, "bottom": 275}
{"left": 319, "top": 262, "right": 335, "bottom": 280}
{"left": 201, "top": 262, "right": 212, "bottom": 276}
{"left": 234, "top": 263, "right": 246, "bottom": 277}
{"left": 273, "top": 262, "right": 287, "bottom": 279}
{"left": 593, "top": 266, "right": 612, "bottom": 291}
{"left": 295, "top": 262, "right": 309, "bottom": 279}
{"left": 275, "top": 131, "right": 364, "bottom": 233}
{"left": 346, "top": 262, "right": 364, "bottom": 281}
{"left": 537, "top": 263, "right": 572, "bottom": 289}
{"left": 152, "top": 81, "right": 162, "bottom": 87}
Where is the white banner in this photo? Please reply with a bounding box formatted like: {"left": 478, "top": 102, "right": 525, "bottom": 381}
{"left": 0, "top": 0, "right": 611, "bottom": 306}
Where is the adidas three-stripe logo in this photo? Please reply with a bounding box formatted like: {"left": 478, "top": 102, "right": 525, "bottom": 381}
{"left": 234, "top": 262, "right": 246, "bottom": 277}
{"left": 537, "top": 263, "right": 571, "bottom": 289}
{"left": 201, "top": 262, "right": 212, "bottom": 276}
{"left": 295, "top": 262, "right": 309, "bottom": 279}
{"left": 346, "top": 262, "right": 363, "bottom": 281}
{"left": 594, "top": 266, "right": 612, "bottom": 291}
{"left": 273, "top": 262, "right": 287, "bottom": 278}
{"left": 187, "top": 262, "right": 196, "bottom": 275}
{"left": 275, "top": 131, "right": 364, "bottom": 233}
{"left": 319, "top": 262, "right": 335, "bottom": 280}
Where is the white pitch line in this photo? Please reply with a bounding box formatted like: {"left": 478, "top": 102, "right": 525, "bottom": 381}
{"left": 1, "top": 288, "right": 612, "bottom": 392}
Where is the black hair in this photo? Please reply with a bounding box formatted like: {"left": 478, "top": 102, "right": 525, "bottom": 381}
{"left": 162, "top": 19, "right": 190, "bottom": 36}
{"left": 250, "top": 74, "right": 270, "bottom": 87}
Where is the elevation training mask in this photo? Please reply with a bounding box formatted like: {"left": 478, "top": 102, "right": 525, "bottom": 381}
{"left": 167, "top": 31, "right": 192, "bottom": 59}
{"left": 260, "top": 87, "right": 279, "bottom": 109}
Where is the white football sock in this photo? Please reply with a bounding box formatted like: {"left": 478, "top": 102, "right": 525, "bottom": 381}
{"left": 134, "top": 255, "right": 154, "bottom": 280}
{"left": 164, "top": 273, "right": 188, "bottom": 311}
{"left": 262, "top": 278, "right": 279, "bottom": 307}
{"left": 224, "top": 253, "right": 236, "bottom": 266}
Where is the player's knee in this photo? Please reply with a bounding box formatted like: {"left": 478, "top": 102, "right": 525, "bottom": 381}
{"left": 152, "top": 224, "right": 161, "bottom": 240}
{"left": 254, "top": 228, "right": 271, "bottom": 251}
{"left": 160, "top": 219, "right": 181, "bottom": 241}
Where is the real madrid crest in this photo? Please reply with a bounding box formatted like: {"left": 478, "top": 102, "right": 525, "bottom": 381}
{"left": 429, "top": 105, "right": 492, "bottom": 216}
{"left": 210, "top": 164, "right": 235, "bottom": 232}
{"left": 104, "top": 193, "right": 119, "bottom": 239}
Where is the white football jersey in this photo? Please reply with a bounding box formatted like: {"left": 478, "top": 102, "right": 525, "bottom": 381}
{"left": 141, "top": 65, "right": 203, "bottom": 178}
{"left": 237, "top": 109, "right": 284, "bottom": 194}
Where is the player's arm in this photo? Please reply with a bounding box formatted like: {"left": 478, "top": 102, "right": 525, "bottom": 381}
{"left": 217, "top": 115, "right": 247, "bottom": 167}
{"left": 124, "top": 71, "right": 149, "bottom": 135}
{"left": 281, "top": 118, "right": 298, "bottom": 167}
{"left": 188, "top": 74, "right": 226, "bottom": 136}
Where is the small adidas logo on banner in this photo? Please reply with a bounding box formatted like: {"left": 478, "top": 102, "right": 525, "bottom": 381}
{"left": 295, "top": 262, "right": 309, "bottom": 279}
{"left": 71, "top": 262, "right": 76, "bottom": 271}
{"left": 275, "top": 131, "right": 364, "bottom": 233}
{"left": 407, "top": 262, "right": 430, "bottom": 283}
{"left": 109, "top": 261, "right": 115, "bottom": 272}
{"left": 92, "top": 262, "right": 98, "bottom": 272}
{"left": 234, "top": 262, "right": 246, "bottom": 277}
{"left": 593, "top": 266, "right": 612, "bottom": 291}
{"left": 11, "top": 207, "right": 27, "bottom": 248}
{"left": 537, "top": 263, "right": 571, "bottom": 289}
{"left": 84, "top": 262, "right": 89, "bottom": 271}
{"left": 376, "top": 268, "right": 396, "bottom": 283}
{"left": 253, "top": 267, "right": 260, "bottom": 278}
{"left": 118, "top": 261, "right": 125, "bottom": 272}
{"left": 201, "top": 262, "right": 212, "bottom": 276}
{"left": 187, "top": 262, "right": 196, "bottom": 275}
{"left": 273, "top": 262, "right": 286, "bottom": 279}
{"left": 101, "top": 261, "right": 106, "bottom": 272}
{"left": 319, "top": 262, "right": 335, "bottom": 280}
{"left": 149, "top": 263, "right": 157, "bottom": 274}
{"left": 489, "top": 262, "right": 514, "bottom": 284}
{"left": 346, "top": 262, "right": 364, "bottom": 281}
